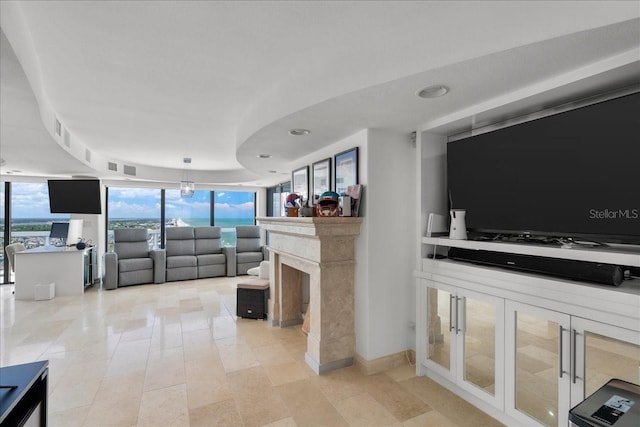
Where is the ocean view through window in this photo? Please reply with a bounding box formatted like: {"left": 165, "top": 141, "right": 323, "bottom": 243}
{"left": 107, "top": 187, "right": 162, "bottom": 251}
{"left": 213, "top": 191, "right": 255, "bottom": 246}
{"left": 106, "top": 187, "right": 255, "bottom": 251}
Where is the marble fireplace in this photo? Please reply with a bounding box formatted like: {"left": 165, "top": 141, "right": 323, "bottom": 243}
{"left": 257, "top": 217, "right": 362, "bottom": 374}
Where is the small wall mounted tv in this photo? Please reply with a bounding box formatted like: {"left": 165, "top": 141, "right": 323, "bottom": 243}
{"left": 447, "top": 90, "right": 640, "bottom": 245}
{"left": 48, "top": 179, "right": 102, "bottom": 214}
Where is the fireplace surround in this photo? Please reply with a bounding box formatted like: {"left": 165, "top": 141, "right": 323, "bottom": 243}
{"left": 257, "top": 217, "right": 362, "bottom": 374}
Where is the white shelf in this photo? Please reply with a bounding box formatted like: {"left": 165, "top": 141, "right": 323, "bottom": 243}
{"left": 422, "top": 236, "right": 640, "bottom": 267}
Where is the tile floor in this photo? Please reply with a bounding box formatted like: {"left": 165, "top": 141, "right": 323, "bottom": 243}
{"left": 0, "top": 277, "right": 504, "bottom": 427}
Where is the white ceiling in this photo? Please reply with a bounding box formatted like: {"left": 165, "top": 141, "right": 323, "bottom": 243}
{"left": 1, "top": 1, "right": 639, "bottom": 187}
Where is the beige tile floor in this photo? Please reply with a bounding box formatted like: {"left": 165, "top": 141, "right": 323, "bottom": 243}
{"left": 0, "top": 277, "right": 504, "bottom": 427}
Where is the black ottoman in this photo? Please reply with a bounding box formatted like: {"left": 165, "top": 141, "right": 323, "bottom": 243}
{"left": 236, "top": 279, "right": 269, "bottom": 319}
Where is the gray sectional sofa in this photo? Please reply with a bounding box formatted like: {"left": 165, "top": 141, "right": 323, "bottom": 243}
{"left": 105, "top": 225, "right": 260, "bottom": 290}
{"left": 165, "top": 226, "right": 234, "bottom": 281}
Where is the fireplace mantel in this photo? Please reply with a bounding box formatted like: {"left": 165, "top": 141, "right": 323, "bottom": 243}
{"left": 257, "top": 216, "right": 362, "bottom": 374}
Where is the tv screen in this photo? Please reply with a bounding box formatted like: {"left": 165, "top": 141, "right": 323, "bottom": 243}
{"left": 49, "top": 222, "right": 69, "bottom": 239}
{"left": 48, "top": 179, "right": 102, "bottom": 214}
{"left": 447, "top": 91, "right": 640, "bottom": 244}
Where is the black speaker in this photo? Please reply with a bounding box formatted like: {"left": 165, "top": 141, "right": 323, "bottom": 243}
{"left": 448, "top": 247, "right": 624, "bottom": 286}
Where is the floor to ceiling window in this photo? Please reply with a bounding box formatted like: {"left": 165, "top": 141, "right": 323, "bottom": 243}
{"left": 213, "top": 191, "right": 256, "bottom": 246}
{"left": 105, "top": 187, "right": 256, "bottom": 250}
{"left": 106, "top": 187, "right": 162, "bottom": 251}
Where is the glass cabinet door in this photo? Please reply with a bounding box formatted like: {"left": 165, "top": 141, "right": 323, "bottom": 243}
{"left": 571, "top": 317, "right": 640, "bottom": 407}
{"left": 426, "top": 283, "right": 455, "bottom": 377}
{"left": 506, "top": 301, "right": 571, "bottom": 427}
{"left": 457, "top": 288, "right": 505, "bottom": 410}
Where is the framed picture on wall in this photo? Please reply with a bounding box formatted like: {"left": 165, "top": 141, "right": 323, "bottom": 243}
{"left": 334, "top": 147, "right": 358, "bottom": 195}
{"left": 311, "top": 158, "right": 331, "bottom": 204}
{"left": 291, "top": 165, "right": 309, "bottom": 203}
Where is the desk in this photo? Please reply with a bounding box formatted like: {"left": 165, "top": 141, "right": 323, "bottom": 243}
{"left": 14, "top": 246, "right": 97, "bottom": 300}
{"left": 0, "top": 361, "right": 48, "bottom": 427}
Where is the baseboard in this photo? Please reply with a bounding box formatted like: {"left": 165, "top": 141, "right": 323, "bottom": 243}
{"left": 355, "top": 350, "right": 413, "bottom": 375}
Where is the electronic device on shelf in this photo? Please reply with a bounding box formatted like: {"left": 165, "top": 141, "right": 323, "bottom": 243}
{"left": 48, "top": 221, "right": 69, "bottom": 246}
{"left": 448, "top": 247, "right": 624, "bottom": 286}
{"left": 447, "top": 90, "right": 640, "bottom": 246}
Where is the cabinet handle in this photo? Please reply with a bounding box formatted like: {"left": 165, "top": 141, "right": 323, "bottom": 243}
{"left": 558, "top": 325, "right": 565, "bottom": 378}
{"left": 456, "top": 297, "right": 462, "bottom": 334}
{"left": 449, "top": 295, "right": 455, "bottom": 332}
{"left": 572, "top": 329, "right": 579, "bottom": 384}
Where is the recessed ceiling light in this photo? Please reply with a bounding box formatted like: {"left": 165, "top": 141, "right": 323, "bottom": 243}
{"left": 416, "top": 85, "right": 449, "bottom": 99}
{"left": 257, "top": 154, "right": 272, "bottom": 159}
{"left": 289, "top": 128, "right": 310, "bottom": 136}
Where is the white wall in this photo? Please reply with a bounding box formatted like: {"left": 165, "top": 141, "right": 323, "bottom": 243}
{"left": 295, "top": 128, "right": 418, "bottom": 361}
{"left": 359, "top": 129, "right": 416, "bottom": 359}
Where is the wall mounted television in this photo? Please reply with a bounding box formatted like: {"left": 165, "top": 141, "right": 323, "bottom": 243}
{"left": 48, "top": 179, "right": 102, "bottom": 214}
{"left": 447, "top": 90, "right": 640, "bottom": 245}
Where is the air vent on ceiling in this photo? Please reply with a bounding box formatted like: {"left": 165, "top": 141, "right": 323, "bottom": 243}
{"left": 85, "top": 149, "right": 91, "bottom": 162}
{"left": 54, "top": 118, "right": 62, "bottom": 136}
{"left": 123, "top": 164, "right": 136, "bottom": 176}
{"left": 107, "top": 162, "right": 118, "bottom": 172}
{"left": 63, "top": 129, "right": 71, "bottom": 147}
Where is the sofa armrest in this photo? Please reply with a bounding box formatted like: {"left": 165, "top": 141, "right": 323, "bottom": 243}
{"left": 261, "top": 246, "right": 270, "bottom": 261}
{"left": 103, "top": 252, "right": 118, "bottom": 290}
{"left": 223, "top": 246, "right": 236, "bottom": 277}
{"left": 150, "top": 249, "right": 166, "bottom": 283}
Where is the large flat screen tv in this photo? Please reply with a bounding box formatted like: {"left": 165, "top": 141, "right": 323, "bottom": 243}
{"left": 48, "top": 179, "right": 102, "bottom": 214}
{"left": 447, "top": 90, "right": 640, "bottom": 245}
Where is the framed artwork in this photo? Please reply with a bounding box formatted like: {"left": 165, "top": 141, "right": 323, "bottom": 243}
{"left": 311, "top": 158, "right": 331, "bottom": 204}
{"left": 334, "top": 147, "right": 358, "bottom": 195}
{"left": 291, "top": 165, "right": 309, "bottom": 203}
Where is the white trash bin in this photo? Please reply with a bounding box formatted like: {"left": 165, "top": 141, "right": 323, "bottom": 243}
{"left": 34, "top": 282, "right": 55, "bottom": 300}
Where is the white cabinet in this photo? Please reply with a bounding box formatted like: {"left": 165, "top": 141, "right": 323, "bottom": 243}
{"left": 417, "top": 243, "right": 640, "bottom": 427}
{"left": 423, "top": 279, "right": 505, "bottom": 410}
{"left": 505, "top": 301, "right": 640, "bottom": 427}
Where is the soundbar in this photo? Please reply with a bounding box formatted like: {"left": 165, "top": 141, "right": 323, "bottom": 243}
{"left": 448, "top": 247, "right": 624, "bottom": 286}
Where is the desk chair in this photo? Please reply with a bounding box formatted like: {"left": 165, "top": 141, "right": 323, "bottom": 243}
{"left": 4, "top": 243, "right": 26, "bottom": 280}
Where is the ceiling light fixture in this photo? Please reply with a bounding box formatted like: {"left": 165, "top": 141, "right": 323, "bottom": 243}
{"left": 416, "top": 85, "right": 449, "bottom": 99}
{"left": 180, "top": 157, "right": 195, "bottom": 198}
{"left": 289, "top": 128, "right": 310, "bottom": 136}
{"left": 257, "top": 154, "right": 272, "bottom": 159}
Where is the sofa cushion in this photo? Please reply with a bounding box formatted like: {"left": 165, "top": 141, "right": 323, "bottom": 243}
{"left": 119, "top": 257, "right": 153, "bottom": 273}
{"left": 166, "top": 226, "right": 195, "bottom": 240}
{"left": 236, "top": 239, "right": 260, "bottom": 253}
{"left": 197, "top": 253, "right": 226, "bottom": 266}
{"left": 167, "top": 255, "right": 197, "bottom": 269}
{"left": 195, "top": 238, "right": 222, "bottom": 255}
{"left": 237, "top": 252, "right": 263, "bottom": 264}
{"left": 115, "top": 241, "right": 150, "bottom": 260}
{"left": 194, "top": 226, "right": 221, "bottom": 239}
